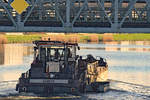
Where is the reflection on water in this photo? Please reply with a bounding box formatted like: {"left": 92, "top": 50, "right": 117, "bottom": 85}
{"left": 79, "top": 41, "right": 150, "bottom": 87}
{"left": 0, "top": 44, "right": 4, "bottom": 65}
{"left": 0, "top": 41, "right": 150, "bottom": 87}
{"left": 105, "top": 41, "right": 150, "bottom": 52}
{"left": 78, "top": 49, "right": 150, "bottom": 86}
{"left": 110, "top": 72, "right": 150, "bottom": 87}
{"left": 81, "top": 41, "right": 150, "bottom": 52}
{"left": 0, "top": 41, "right": 150, "bottom": 99}
{"left": 0, "top": 44, "right": 33, "bottom": 81}
{"left": 4, "top": 44, "right": 23, "bottom": 65}
{"left": 0, "top": 44, "right": 32, "bottom": 66}
{"left": 1, "top": 71, "right": 21, "bottom": 81}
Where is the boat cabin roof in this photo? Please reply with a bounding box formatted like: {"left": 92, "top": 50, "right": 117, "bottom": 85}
{"left": 33, "top": 40, "right": 78, "bottom": 47}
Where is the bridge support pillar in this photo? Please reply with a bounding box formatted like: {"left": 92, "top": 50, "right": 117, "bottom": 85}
{"left": 64, "top": 23, "right": 73, "bottom": 33}
{"left": 64, "top": 0, "right": 72, "bottom": 32}
{"left": 111, "top": 24, "right": 120, "bottom": 33}
{"left": 66, "top": 0, "right": 70, "bottom": 24}
{"left": 111, "top": 0, "right": 120, "bottom": 32}
{"left": 16, "top": 14, "right": 24, "bottom": 31}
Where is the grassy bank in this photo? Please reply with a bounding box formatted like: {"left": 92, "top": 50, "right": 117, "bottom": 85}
{"left": 1, "top": 33, "right": 150, "bottom": 44}
{"left": 113, "top": 34, "right": 150, "bottom": 41}
{"left": 3, "top": 34, "right": 103, "bottom": 43}
{"left": 5, "top": 35, "right": 43, "bottom": 43}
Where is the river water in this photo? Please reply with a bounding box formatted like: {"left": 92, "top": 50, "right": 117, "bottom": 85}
{"left": 0, "top": 41, "right": 150, "bottom": 100}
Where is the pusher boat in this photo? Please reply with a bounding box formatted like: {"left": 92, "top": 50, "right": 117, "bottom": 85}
{"left": 16, "top": 40, "right": 109, "bottom": 96}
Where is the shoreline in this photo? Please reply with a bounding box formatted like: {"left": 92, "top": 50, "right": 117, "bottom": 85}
{"left": 1, "top": 33, "right": 150, "bottom": 44}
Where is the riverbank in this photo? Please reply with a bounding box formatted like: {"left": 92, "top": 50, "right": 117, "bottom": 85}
{"left": 0, "top": 33, "right": 103, "bottom": 44}
{"left": 1, "top": 33, "right": 150, "bottom": 44}
{"left": 113, "top": 34, "right": 150, "bottom": 41}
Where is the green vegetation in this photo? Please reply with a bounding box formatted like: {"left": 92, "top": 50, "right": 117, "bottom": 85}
{"left": 6, "top": 35, "right": 43, "bottom": 43}
{"left": 78, "top": 34, "right": 103, "bottom": 42}
{"left": 79, "top": 35, "right": 90, "bottom": 42}
{"left": 98, "top": 34, "right": 103, "bottom": 41}
{"left": 113, "top": 34, "right": 150, "bottom": 41}
{"left": 2, "top": 33, "right": 150, "bottom": 44}
{"left": 4, "top": 34, "right": 103, "bottom": 43}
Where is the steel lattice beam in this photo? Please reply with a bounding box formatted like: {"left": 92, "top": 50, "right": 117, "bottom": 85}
{"left": 0, "top": 0, "right": 149, "bottom": 33}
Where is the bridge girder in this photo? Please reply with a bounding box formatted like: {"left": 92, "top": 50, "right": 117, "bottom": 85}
{"left": 0, "top": 0, "right": 150, "bottom": 33}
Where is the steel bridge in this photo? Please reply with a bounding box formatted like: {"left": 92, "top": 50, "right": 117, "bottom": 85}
{"left": 0, "top": 0, "right": 150, "bottom": 33}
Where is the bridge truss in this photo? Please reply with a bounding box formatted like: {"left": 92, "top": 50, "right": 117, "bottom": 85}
{"left": 0, "top": 0, "right": 150, "bottom": 33}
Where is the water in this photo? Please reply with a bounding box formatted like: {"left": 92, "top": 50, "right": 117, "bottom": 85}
{"left": 0, "top": 41, "right": 150, "bottom": 99}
